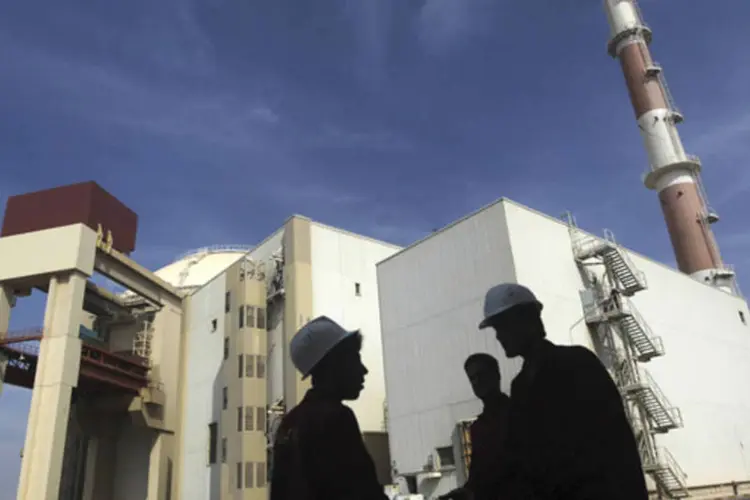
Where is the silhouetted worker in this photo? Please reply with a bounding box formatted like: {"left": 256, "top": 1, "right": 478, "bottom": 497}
{"left": 270, "top": 316, "right": 387, "bottom": 500}
{"left": 478, "top": 283, "right": 648, "bottom": 500}
{"left": 441, "top": 354, "right": 511, "bottom": 500}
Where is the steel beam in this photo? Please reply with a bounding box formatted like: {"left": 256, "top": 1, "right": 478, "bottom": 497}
{"left": 93, "top": 247, "right": 181, "bottom": 307}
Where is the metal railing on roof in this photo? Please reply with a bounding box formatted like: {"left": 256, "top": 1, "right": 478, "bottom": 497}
{"left": 175, "top": 245, "right": 254, "bottom": 261}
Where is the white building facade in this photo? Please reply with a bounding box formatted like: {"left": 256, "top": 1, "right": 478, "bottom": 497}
{"left": 164, "top": 216, "right": 399, "bottom": 499}
{"left": 377, "top": 199, "right": 750, "bottom": 499}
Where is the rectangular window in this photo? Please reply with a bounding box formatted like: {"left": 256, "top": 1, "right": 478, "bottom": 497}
{"left": 208, "top": 423, "right": 218, "bottom": 464}
{"left": 257, "top": 308, "right": 266, "bottom": 330}
{"left": 245, "top": 462, "right": 254, "bottom": 489}
{"left": 225, "top": 291, "right": 231, "bottom": 313}
{"left": 239, "top": 305, "right": 245, "bottom": 328}
{"left": 245, "top": 406, "right": 254, "bottom": 431}
{"left": 221, "top": 437, "right": 227, "bottom": 463}
{"left": 246, "top": 306, "right": 255, "bottom": 329}
{"left": 245, "top": 354, "right": 254, "bottom": 378}
{"left": 355, "top": 282, "right": 361, "bottom": 296}
{"left": 222, "top": 387, "right": 228, "bottom": 410}
{"left": 256, "top": 462, "right": 266, "bottom": 488}
{"left": 211, "top": 318, "right": 218, "bottom": 332}
{"left": 237, "top": 407, "right": 243, "bottom": 432}
{"left": 237, "top": 462, "right": 243, "bottom": 489}
{"left": 240, "top": 269, "right": 245, "bottom": 281}
{"left": 238, "top": 354, "right": 244, "bottom": 378}
{"left": 256, "top": 355, "right": 266, "bottom": 379}
{"left": 256, "top": 406, "right": 266, "bottom": 433}
{"left": 223, "top": 337, "right": 229, "bottom": 360}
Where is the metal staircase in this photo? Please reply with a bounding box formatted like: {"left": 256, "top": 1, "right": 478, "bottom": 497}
{"left": 645, "top": 448, "right": 690, "bottom": 497}
{"left": 574, "top": 230, "right": 647, "bottom": 296}
{"left": 583, "top": 293, "right": 664, "bottom": 362}
{"left": 565, "top": 216, "right": 688, "bottom": 498}
{"left": 619, "top": 360, "right": 683, "bottom": 433}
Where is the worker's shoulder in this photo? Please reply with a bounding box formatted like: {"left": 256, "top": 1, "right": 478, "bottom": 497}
{"left": 552, "top": 344, "right": 605, "bottom": 371}
{"left": 298, "top": 396, "right": 358, "bottom": 425}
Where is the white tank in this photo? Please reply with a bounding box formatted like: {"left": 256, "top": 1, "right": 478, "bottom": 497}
{"left": 155, "top": 245, "right": 254, "bottom": 290}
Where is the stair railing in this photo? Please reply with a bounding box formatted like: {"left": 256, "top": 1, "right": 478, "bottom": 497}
{"left": 661, "top": 447, "right": 687, "bottom": 482}
{"left": 618, "top": 297, "right": 664, "bottom": 356}
{"left": 603, "top": 229, "right": 648, "bottom": 289}
{"left": 641, "top": 369, "right": 681, "bottom": 427}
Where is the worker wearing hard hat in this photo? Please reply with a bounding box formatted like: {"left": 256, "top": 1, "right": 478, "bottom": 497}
{"left": 269, "top": 316, "right": 387, "bottom": 500}
{"left": 478, "top": 283, "right": 648, "bottom": 500}
{"left": 440, "top": 353, "right": 511, "bottom": 500}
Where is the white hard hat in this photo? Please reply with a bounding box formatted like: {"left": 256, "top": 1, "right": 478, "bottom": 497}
{"left": 478, "top": 283, "right": 542, "bottom": 329}
{"left": 290, "top": 316, "right": 359, "bottom": 379}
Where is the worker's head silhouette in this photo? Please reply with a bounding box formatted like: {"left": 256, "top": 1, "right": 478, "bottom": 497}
{"left": 290, "top": 316, "right": 368, "bottom": 401}
{"left": 479, "top": 283, "right": 545, "bottom": 358}
{"left": 464, "top": 353, "right": 501, "bottom": 401}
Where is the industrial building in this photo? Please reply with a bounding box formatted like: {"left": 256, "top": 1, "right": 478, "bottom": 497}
{"left": 376, "top": 1, "right": 750, "bottom": 499}
{"left": 0, "top": 181, "right": 399, "bottom": 499}
{"left": 377, "top": 198, "right": 750, "bottom": 499}
{"left": 2, "top": 0, "right": 749, "bottom": 498}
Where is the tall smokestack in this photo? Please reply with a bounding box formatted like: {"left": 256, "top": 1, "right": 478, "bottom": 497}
{"left": 603, "top": 0, "right": 738, "bottom": 294}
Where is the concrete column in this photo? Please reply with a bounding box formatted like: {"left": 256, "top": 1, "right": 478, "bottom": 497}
{"left": 0, "top": 285, "right": 14, "bottom": 395}
{"left": 17, "top": 272, "right": 86, "bottom": 500}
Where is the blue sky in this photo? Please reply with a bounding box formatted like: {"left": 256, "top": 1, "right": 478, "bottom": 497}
{"left": 1, "top": 0, "right": 749, "bottom": 493}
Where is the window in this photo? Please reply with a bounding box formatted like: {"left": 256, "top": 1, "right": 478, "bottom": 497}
{"left": 237, "top": 407, "right": 243, "bottom": 432}
{"left": 740, "top": 311, "right": 747, "bottom": 325}
{"left": 222, "top": 387, "right": 228, "bottom": 410}
{"left": 211, "top": 319, "right": 218, "bottom": 332}
{"left": 246, "top": 306, "right": 255, "bottom": 329}
{"left": 256, "top": 463, "right": 267, "bottom": 487}
{"left": 240, "top": 269, "right": 245, "bottom": 281}
{"left": 208, "top": 423, "right": 218, "bottom": 464}
{"left": 245, "top": 462, "right": 254, "bottom": 488}
{"left": 245, "top": 406, "right": 254, "bottom": 431}
{"left": 225, "top": 291, "right": 231, "bottom": 313}
{"left": 436, "top": 446, "right": 456, "bottom": 467}
{"left": 221, "top": 438, "right": 227, "bottom": 463}
{"left": 245, "top": 354, "right": 254, "bottom": 378}
{"left": 239, "top": 305, "right": 245, "bottom": 328}
{"left": 236, "top": 462, "right": 243, "bottom": 489}
{"left": 223, "top": 338, "right": 229, "bottom": 360}
{"left": 355, "top": 282, "right": 361, "bottom": 296}
{"left": 256, "top": 406, "right": 266, "bottom": 433}
{"left": 256, "top": 355, "right": 266, "bottom": 379}
{"left": 257, "top": 307, "right": 266, "bottom": 330}
{"left": 238, "top": 354, "right": 244, "bottom": 378}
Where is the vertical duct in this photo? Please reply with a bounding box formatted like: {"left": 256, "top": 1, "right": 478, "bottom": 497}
{"left": 603, "top": 0, "right": 739, "bottom": 295}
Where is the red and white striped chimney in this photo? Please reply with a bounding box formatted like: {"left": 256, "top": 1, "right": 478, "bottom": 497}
{"left": 603, "top": 0, "right": 738, "bottom": 294}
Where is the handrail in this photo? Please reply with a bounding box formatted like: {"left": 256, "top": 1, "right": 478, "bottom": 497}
{"left": 619, "top": 297, "right": 662, "bottom": 350}
{"left": 690, "top": 169, "right": 717, "bottom": 222}
{"left": 659, "top": 447, "right": 687, "bottom": 482}
{"left": 630, "top": 0, "right": 647, "bottom": 26}
{"left": 616, "top": 358, "right": 641, "bottom": 389}
{"left": 641, "top": 368, "right": 676, "bottom": 415}
{"left": 604, "top": 230, "right": 648, "bottom": 288}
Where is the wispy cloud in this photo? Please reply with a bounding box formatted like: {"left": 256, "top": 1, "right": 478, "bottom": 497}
{"left": 416, "top": 0, "right": 496, "bottom": 56}
{"left": 312, "top": 125, "right": 412, "bottom": 151}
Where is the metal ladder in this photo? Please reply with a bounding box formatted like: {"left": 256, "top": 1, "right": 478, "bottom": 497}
{"left": 133, "top": 321, "right": 153, "bottom": 367}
